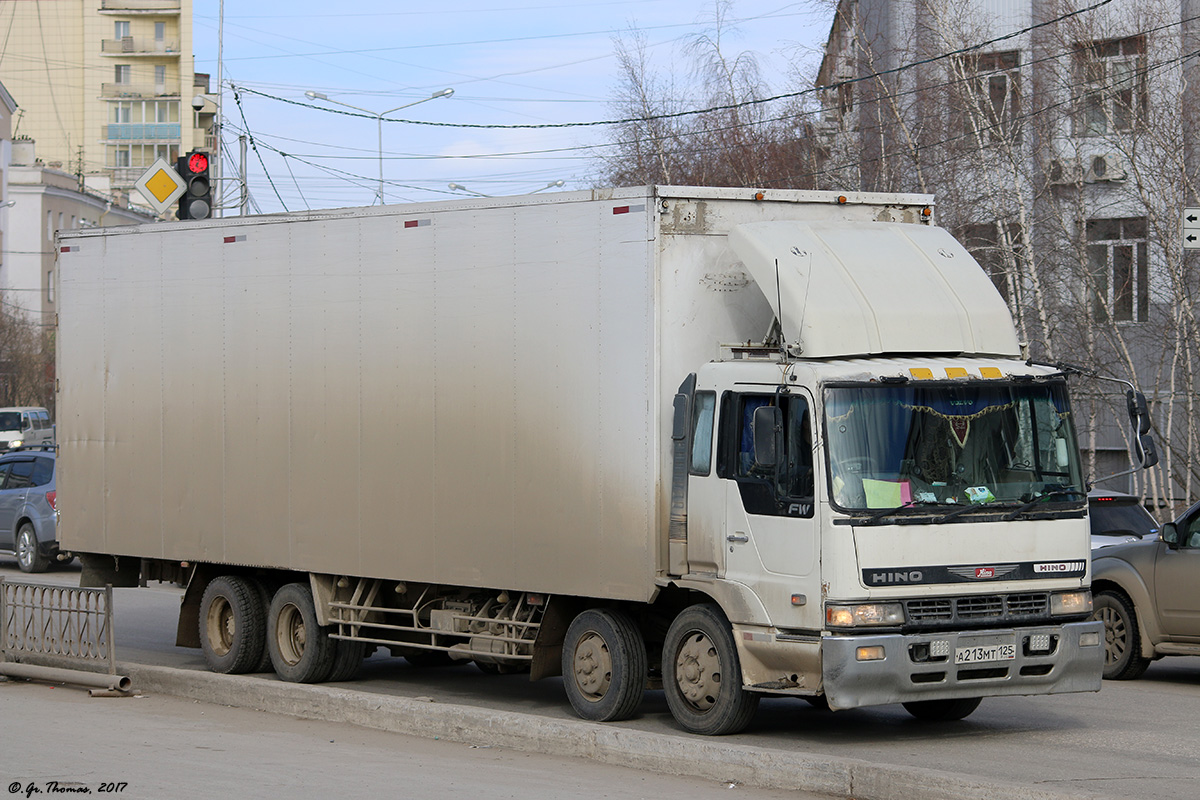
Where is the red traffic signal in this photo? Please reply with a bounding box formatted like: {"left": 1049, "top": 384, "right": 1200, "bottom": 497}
{"left": 177, "top": 150, "right": 212, "bottom": 220}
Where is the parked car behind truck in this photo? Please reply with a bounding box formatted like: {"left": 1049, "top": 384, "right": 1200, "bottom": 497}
{"left": 0, "top": 448, "right": 62, "bottom": 572}
{"left": 57, "top": 186, "right": 1105, "bottom": 734}
{"left": 1091, "top": 499, "right": 1200, "bottom": 679}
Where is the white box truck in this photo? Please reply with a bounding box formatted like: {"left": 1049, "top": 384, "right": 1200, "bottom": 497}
{"left": 56, "top": 186, "right": 1104, "bottom": 734}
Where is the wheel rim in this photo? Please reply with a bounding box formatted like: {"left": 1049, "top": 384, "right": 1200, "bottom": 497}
{"left": 674, "top": 630, "right": 722, "bottom": 712}
{"left": 204, "top": 597, "right": 235, "bottom": 656}
{"left": 276, "top": 602, "right": 307, "bottom": 666}
{"left": 16, "top": 530, "right": 34, "bottom": 570}
{"left": 1099, "top": 605, "right": 1128, "bottom": 667}
{"left": 571, "top": 631, "right": 613, "bottom": 702}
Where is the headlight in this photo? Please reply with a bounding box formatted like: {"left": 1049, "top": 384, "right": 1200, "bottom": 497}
{"left": 10, "top": 438, "right": 22, "bottom": 449}
{"left": 1051, "top": 590, "right": 1092, "bottom": 615}
{"left": 826, "top": 602, "right": 905, "bottom": 628}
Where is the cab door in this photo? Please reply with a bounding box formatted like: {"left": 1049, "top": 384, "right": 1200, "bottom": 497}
{"left": 720, "top": 390, "right": 820, "bottom": 625}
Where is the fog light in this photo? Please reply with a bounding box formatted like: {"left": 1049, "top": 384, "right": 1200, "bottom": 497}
{"left": 856, "top": 646, "right": 885, "bottom": 661}
{"left": 930, "top": 639, "right": 951, "bottom": 658}
{"left": 1080, "top": 632, "right": 1100, "bottom": 647}
{"left": 1029, "top": 634, "right": 1051, "bottom": 652}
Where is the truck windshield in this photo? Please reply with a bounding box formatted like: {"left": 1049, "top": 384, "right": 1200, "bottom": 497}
{"left": 824, "top": 381, "right": 1084, "bottom": 513}
{"left": 0, "top": 412, "right": 21, "bottom": 430}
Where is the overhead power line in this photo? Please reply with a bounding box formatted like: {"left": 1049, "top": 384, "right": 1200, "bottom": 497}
{"left": 231, "top": 0, "right": 1117, "bottom": 132}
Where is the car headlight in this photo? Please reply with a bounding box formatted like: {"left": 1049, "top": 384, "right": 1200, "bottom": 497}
{"left": 1051, "top": 590, "right": 1092, "bottom": 615}
{"left": 10, "top": 438, "right": 22, "bottom": 449}
{"left": 826, "top": 602, "right": 905, "bottom": 628}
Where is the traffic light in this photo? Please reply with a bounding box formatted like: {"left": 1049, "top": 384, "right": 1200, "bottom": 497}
{"left": 177, "top": 150, "right": 212, "bottom": 220}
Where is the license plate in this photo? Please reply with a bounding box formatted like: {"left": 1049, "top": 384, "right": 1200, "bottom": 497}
{"left": 955, "top": 643, "right": 1016, "bottom": 664}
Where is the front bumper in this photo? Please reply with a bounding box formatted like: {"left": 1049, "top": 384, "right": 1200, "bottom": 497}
{"left": 820, "top": 620, "right": 1103, "bottom": 710}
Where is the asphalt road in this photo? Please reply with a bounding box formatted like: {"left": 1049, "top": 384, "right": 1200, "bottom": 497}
{"left": 4, "top": 561, "right": 1199, "bottom": 799}
{"left": 0, "top": 678, "right": 827, "bottom": 800}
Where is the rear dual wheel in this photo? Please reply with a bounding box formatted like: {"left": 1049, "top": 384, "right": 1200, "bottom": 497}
{"left": 266, "top": 582, "right": 364, "bottom": 683}
{"left": 562, "top": 608, "right": 647, "bottom": 722}
{"left": 199, "top": 576, "right": 268, "bottom": 674}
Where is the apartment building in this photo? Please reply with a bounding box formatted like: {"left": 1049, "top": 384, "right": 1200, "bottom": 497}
{"left": 0, "top": 0, "right": 214, "bottom": 199}
{"left": 814, "top": 0, "right": 1199, "bottom": 507}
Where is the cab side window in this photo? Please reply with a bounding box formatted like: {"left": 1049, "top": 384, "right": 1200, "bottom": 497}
{"left": 718, "top": 392, "right": 814, "bottom": 517}
{"left": 688, "top": 391, "right": 716, "bottom": 476}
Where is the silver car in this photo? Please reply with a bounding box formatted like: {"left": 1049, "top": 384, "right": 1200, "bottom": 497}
{"left": 0, "top": 449, "right": 62, "bottom": 572}
{"left": 1091, "top": 499, "right": 1200, "bottom": 679}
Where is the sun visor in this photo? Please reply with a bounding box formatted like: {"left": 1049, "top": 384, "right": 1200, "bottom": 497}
{"left": 728, "top": 221, "right": 1021, "bottom": 359}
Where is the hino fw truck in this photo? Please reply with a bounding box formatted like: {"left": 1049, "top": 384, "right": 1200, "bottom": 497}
{"left": 56, "top": 186, "right": 1104, "bottom": 735}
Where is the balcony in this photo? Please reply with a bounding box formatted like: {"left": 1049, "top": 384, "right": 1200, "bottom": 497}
{"left": 103, "top": 123, "right": 182, "bottom": 142}
{"left": 101, "top": 38, "right": 180, "bottom": 56}
{"left": 99, "top": 0, "right": 180, "bottom": 14}
{"left": 102, "top": 82, "right": 180, "bottom": 98}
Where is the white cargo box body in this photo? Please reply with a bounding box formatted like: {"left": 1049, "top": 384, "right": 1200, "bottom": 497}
{"left": 56, "top": 186, "right": 933, "bottom": 602}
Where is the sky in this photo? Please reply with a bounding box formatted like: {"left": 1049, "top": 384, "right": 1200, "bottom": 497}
{"left": 191, "top": 0, "right": 833, "bottom": 214}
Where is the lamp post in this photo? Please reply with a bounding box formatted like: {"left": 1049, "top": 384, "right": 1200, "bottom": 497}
{"left": 447, "top": 182, "right": 491, "bottom": 197}
{"left": 306, "top": 88, "right": 454, "bottom": 205}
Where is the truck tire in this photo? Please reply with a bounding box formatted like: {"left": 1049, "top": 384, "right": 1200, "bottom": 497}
{"left": 267, "top": 582, "right": 336, "bottom": 683}
{"left": 662, "top": 604, "right": 759, "bottom": 735}
{"left": 327, "top": 639, "right": 366, "bottom": 682}
{"left": 249, "top": 579, "right": 275, "bottom": 673}
{"left": 1094, "top": 590, "right": 1151, "bottom": 680}
{"left": 902, "top": 697, "right": 982, "bottom": 721}
{"left": 15, "top": 524, "right": 49, "bottom": 573}
{"left": 199, "top": 576, "right": 268, "bottom": 674}
{"left": 562, "top": 608, "right": 647, "bottom": 722}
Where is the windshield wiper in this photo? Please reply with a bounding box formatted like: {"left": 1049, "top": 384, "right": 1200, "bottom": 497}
{"left": 1001, "top": 489, "right": 1088, "bottom": 521}
{"left": 931, "top": 500, "right": 1020, "bottom": 525}
{"left": 855, "top": 501, "right": 944, "bottom": 525}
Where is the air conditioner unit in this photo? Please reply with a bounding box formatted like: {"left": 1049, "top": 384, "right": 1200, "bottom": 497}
{"left": 1084, "top": 152, "right": 1128, "bottom": 183}
{"left": 1046, "top": 158, "right": 1081, "bottom": 186}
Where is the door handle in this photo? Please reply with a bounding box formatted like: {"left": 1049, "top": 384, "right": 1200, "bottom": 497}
{"left": 726, "top": 533, "right": 749, "bottom": 543}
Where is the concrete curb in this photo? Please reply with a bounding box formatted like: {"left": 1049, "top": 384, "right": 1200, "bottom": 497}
{"left": 121, "top": 662, "right": 1099, "bottom": 800}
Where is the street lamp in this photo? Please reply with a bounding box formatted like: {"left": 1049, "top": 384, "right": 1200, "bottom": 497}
{"left": 528, "top": 180, "right": 565, "bottom": 194}
{"left": 306, "top": 88, "right": 454, "bottom": 205}
{"left": 447, "top": 182, "right": 491, "bottom": 198}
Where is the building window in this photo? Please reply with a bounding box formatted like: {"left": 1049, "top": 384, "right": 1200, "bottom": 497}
{"left": 114, "top": 20, "right": 130, "bottom": 39}
{"left": 114, "top": 64, "right": 131, "bottom": 85}
{"left": 47, "top": 271, "right": 55, "bottom": 305}
{"left": 1076, "top": 36, "right": 1146, "bottom": 137}
{"left": 154, "top": 22, "right": 165, "bottom": 44}
{"left": 957, "top": 51, "right": 1021, "bottom": 142}
{"left": 1087, "top": 217, "right": 1148, "bottom": 322}
{"left": 112, "top": 101, "right": 132, "bottom": 123}
{"left": 154, "top": 65, "right": 166, "bottom": 90}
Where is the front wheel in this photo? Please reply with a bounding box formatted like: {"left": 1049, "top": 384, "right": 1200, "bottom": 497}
{"left": 662, "top": 604, "right": 759, "bottom": 735}
{"left": 1093, "top": 590, "right": 1151, "bottom": 680}
{"left": 902, "top": 697, "right": 982, "bottom": 721}
{"left": 561, "top": 608, "right": 647, "bottom": 722}
{"left": 15, "top": 524, "right": 48, "bottom": 573}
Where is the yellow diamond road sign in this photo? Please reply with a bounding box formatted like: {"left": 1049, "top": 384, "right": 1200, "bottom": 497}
{"left": 135, "top": 157, "right": 186, "bottom": 213}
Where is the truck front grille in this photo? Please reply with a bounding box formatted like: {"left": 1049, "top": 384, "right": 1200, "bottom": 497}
{"left": 903, "top": 592, "right": 1050, "bottom": 631}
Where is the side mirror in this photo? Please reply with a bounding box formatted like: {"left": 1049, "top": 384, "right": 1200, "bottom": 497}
{"left": 1161, "top": 522, "right": 1179, "bottom": 547}
{"left": 1126, "top": 390, "right": 1152, "bottom": 435}
{"left": 752, "top": 405, "right": 782, "bottom": 469}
